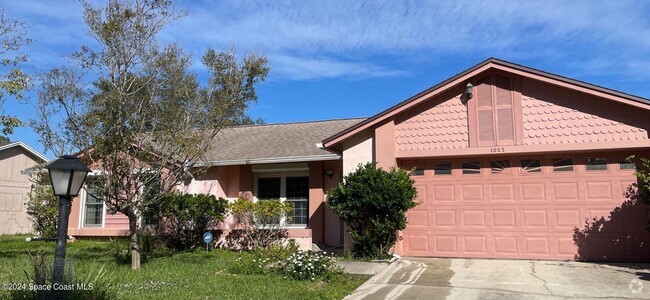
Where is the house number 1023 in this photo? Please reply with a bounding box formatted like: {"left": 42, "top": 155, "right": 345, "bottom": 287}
{"left": 490, "top": 147, "right": 505, "bottom": 153}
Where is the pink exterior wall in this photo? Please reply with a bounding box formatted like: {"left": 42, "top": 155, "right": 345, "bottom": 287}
{"left": 395, "top": 87, "right": 469, "bottom": 151}
{"left": 238, "top": 165, "right": 254, "bottom": 200}
{"left": 193, "top": 167, "right": 227, "bottom": 197}
{"left": 375, "top": 119, "right": 397, "bottom": 169}
{"left": 68, "top": 193, "right": 130, "bottom": 236}
{"left": 393, "top": 73, "right": 650, "bottom": 159}
{"left": 68, "top": 154, "right": 141, "bottom": 236}
{"left": 308, "top": 162, "right": 325, "bottom": 244}
{"left": 521, "top": 78, "right": 650, "bottom": 145}
{"left": 226, "top": 166, "right": 240, "bottom": 198}
{"left": 323, "top": 160, "right": 344, "bottom": 247}
{"left": 368, "top": 68, "right": 650, "bottom": 261}
{"left": 68, "top": 161, "right": 344, "bottom": 250}
{"left": 104, "top": 212, "right": 129, "bottom": 229}
{"left": 208, "top": 162, "right": 342, "bottom": 249}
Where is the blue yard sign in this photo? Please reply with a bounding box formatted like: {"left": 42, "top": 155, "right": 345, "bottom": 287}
{"left": 203, "top": 232, "right": 213, "bottom": 253}
{"left": 203, "top": 232, "right": 213, "bottom": 244}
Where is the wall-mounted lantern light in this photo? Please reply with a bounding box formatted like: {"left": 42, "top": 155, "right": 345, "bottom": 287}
{"left": 465, "top": 82, "right": 474, "bottom": 99}
{"left": 325, "top": 169, "right": 334, "bottom": 179}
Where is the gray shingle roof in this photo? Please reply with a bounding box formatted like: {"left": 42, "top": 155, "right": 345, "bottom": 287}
{"left": 202, "top": 118, "right": 365, "bottom": 165}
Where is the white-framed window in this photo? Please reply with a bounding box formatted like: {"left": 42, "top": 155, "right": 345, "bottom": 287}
{"left": 285, "top": 176, "right": 309, "bottom": 226}
{"left": 81, "top": 183, "right": 105, "bottom": 228}
{"left": 255, "top": 173, "right": 309, "bottom": 227}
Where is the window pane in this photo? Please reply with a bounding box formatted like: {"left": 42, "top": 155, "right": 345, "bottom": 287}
{"left": 83, "top": 184, "right": 104, "bottom": 227}
{"left": 434, "top": 163, "right": 452, "bottom": 175}
{"left": 491, "top": 160, "right": 510, "bottom": 174}
{"left": 286, "top": 177, "right": 308, "bottom": 199}
{"left": 462, "top": 162, "right": 481, "bottom": 174}
{"left": 85, "top": 185, "right": 103, "bottom": 204}
{"left": 586, "top": 157, "right": 607, "bottom": 171}
{"left": 258, "top": 177, "right": 281, "bottom": 200}
{"left": 286, "top": 176, "right": 308, "bottom": 226}
{"left": 553, "top": 158, "right": 574, "bottom": 172}
{"left": 522, "top": 159, "right": 541, "bottom": 173}
{"left": 84, "top": 204, "right": 102, "bottom": 226}
{"left": 620, "top": 160, "right": 635, "bottom": 170}
{"left": 411, "top": 167, "right": 424, "bottom": 176}
{"left": 287, "top": 200, "right": 308, "bottom": 225}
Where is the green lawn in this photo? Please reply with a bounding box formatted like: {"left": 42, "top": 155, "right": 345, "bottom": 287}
{"left": 0, "top": 235, "right": 366, "bottom": 299}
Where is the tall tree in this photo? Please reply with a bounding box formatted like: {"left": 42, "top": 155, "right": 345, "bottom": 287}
{"left": 32, "top": 0, "right": 268, "bottom": 270}
{"left": 0, "top": 10, "right": 31, "bottom": 142}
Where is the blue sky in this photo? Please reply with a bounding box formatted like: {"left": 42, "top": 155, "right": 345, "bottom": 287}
{"left": 3, "top": 0, "right": 650, "bottom": 158}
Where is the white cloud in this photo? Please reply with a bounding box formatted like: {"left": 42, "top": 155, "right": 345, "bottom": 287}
{"left": 165, "top": 0, "right": 650, "bottom": 81}
{"left": 268, "top": 54, "right": 409, "bottom": 80}
{"left": 4, "top": 0, "right": 650, "bottom": 82}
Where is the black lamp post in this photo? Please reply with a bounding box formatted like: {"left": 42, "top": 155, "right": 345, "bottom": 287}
{"left": 45, "top": 155, "right": 91, "bottom": 286}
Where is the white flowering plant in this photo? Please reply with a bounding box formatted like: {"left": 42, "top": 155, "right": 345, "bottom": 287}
{"left": 231, "top": 250, "right": 342, "bottom": 281}
{"left": 277, "top": 251, "right": 341, "bottom": 281}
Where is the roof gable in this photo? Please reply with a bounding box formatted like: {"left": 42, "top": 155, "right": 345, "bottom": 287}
{"left": 0, "top": 141, "right": 48, "bottom": 163}
{"left": 322, "top": 58, "right": 650, "bottom": 148}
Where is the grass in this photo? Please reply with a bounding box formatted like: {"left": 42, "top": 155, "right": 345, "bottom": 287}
{"left": 0, "top": 235, "right": 367, "bottom": 299}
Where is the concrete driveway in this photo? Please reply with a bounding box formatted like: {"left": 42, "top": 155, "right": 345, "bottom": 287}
{"left": 345, "top": 258, "right": 650, "bottom": 299}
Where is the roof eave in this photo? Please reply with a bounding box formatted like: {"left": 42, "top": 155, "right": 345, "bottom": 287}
{"left": 195, "top": 154, "right": 341, "bottom": 167}
{"left": 322, "top": 58, "right": 495, "bottom": 148}
{"left": 322, "top": 57, "right": 650, "bottom": 149}
{"left": 0, "top": 141, "right": 49, "bottom": 163}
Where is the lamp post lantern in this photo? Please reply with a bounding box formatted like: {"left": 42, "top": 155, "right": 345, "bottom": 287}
{"left": 45, "top": 155, "right": 91, "bottom": 286}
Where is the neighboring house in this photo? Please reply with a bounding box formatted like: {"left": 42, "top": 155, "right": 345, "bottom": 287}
{"left": 323, "top": 58, "right": 650, "bottom": 261}
{"left": 0, "top": 141, "right": 48, "bottom": 234}
{"left": 67, "top": 58, "right": 650, "bottom": 261}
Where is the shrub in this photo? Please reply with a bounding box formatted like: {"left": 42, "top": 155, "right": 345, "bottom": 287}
{"left": 230, "top": 249, "right": 341, "bottom": 281}
{"left": 26, "top": 172, "right": 58, "bottom": 237}
{"left": 228, "top": 197, "right": 294, "bottom": 250}
{"left": 159, "top": 193, "right": 228, "bottom": 250}
{"left": 327, "top": 162, "right": 419, "bottom": 259}
{"left": 633, "top": 156, "right": 650, "bottom": 202}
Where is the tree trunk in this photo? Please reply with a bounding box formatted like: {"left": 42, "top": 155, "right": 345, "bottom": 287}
{"left": 128, "top": 211, "right": 141, "bottom": 270}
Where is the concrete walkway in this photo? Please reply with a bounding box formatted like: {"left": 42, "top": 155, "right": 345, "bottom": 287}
{"left": 337, "top": 261, "right": 392, "bottom": 276}
{"left": 345, "top": 258, "right": 650, "bottom": 299}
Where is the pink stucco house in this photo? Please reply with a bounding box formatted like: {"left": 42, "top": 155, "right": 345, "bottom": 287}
{"left": 68, "top": 58, "right": 650, "bottom": 261}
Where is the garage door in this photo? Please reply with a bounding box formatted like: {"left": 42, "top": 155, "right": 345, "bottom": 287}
{"left": 400, "top": 152, "right": 650, "bottom": 261}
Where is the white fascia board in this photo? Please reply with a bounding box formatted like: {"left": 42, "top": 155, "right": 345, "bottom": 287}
{"left": 0, "top": 141, "right": 49, "bottom": 163}
{"left": 196, "top": 154, "right": 341, "bottom": 167}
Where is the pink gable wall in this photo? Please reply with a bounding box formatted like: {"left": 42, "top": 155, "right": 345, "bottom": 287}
{"left": 390, "top": 72, "right": 650, "bottom": 160}
{"left": 521, "top": 78, "right": 650, "bottom": 145}
{"left": 395, "top": 88, "right": 469, "bottom": 151}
